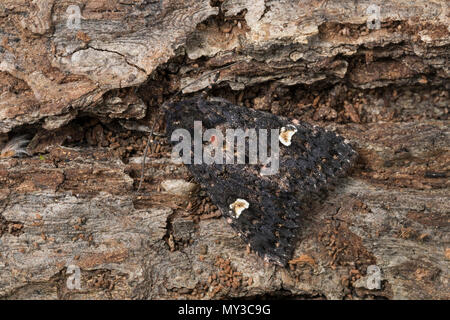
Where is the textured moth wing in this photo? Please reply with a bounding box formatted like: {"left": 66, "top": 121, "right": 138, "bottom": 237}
{"left": 165, "top": 97, "right": 357, "bottom": 265}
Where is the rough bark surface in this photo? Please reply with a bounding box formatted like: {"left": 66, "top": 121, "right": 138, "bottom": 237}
{"left": 0, "top": 0, "right": 449, "bottom": 299}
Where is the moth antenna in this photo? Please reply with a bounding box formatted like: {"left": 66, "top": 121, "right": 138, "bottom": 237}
{"left": 137, "top": 117, "right": 157, "bottom": 192}
{"left": 136, "top": 60, "right": 245, "bottom": 193}
{"left": 0, "top": 135, "right": 30, "bottom": 158}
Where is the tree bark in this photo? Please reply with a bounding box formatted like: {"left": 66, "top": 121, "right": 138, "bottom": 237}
{"left": 0, "top": 0, "right": 448, "bottom": 299}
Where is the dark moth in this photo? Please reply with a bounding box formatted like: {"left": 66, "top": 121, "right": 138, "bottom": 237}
{"left": 165, "top": 97, "right": 357, "bottom": 266}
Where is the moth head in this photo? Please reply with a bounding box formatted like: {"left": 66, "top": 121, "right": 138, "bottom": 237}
{"left": 0, "top": 135, "right": 30, "bottom": 158}
{"left": 229, "top": 199, "right": 249, "bottom": 219}
{"left": 279, "top": 125, "right": 298, "bottom": 146}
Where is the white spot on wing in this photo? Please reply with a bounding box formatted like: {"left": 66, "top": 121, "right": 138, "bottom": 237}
{"left": 279, "top": 125, "right": 298, "bottom": 146}
{"left": 229, "top": 199, "right": 249, "bottom": 219}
